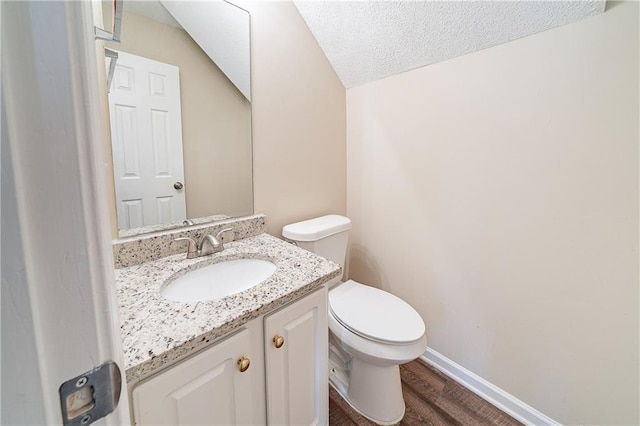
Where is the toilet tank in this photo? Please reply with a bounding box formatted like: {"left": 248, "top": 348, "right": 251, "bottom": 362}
{"left": 282, "top": 215, "right": 352, "bottom": 267}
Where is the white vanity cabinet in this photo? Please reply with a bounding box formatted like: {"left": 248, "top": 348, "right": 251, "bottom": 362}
{"left": 131, "top": 326, "right": 263, "bottom": 425}
{"left": 264, "top": 287, "right": 328, "bottom": 425}
{"left": 130, "top": 287, "right": 328, "bottom": 426}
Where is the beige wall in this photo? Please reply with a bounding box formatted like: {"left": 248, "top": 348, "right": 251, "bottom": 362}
{"left": 104, "top": 10, "right": 253, "bottom": 234}
{"left": 346, "top": 3, "right": 638, "bottom": 424}
{"left": 235, "top": 0, "right": 347, "bottom": 236}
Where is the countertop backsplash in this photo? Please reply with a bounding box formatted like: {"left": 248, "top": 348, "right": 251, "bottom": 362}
{"left": 112, "top": 214, "right": 267, "bottom": 268}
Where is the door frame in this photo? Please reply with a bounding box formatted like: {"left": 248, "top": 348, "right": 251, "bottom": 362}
{"left": 1, "top": 1, "right": 130, "bottom": 424}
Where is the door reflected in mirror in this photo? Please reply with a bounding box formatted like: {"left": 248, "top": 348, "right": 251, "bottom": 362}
{"left": 103, "top": 0, "right": 252, "bottom": 238}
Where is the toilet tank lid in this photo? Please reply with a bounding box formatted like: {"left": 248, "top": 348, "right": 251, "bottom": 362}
{"left": 282, "top": 215, "right": 352, "bottom": 242}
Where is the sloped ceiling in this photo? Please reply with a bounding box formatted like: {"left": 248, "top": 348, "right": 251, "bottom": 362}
{"left": 293, "top": 1, "right": 606, "bottom": 88}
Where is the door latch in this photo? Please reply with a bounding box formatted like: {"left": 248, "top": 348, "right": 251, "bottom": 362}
{"left": 59, "top": 361, "right": 122, "bottom": 426}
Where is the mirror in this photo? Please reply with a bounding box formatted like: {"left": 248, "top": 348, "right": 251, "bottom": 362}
{"left": 103, "top": 0, "right": 252, "bottom": 238}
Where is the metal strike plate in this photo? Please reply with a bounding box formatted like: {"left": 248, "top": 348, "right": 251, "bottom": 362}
{"left": 59, "top": 361, "right": 122, "bottom": 426}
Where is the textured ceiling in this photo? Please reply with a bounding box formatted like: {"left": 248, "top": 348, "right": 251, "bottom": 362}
{"left": 294, "top": 1, "right": 606, "bottom": 88}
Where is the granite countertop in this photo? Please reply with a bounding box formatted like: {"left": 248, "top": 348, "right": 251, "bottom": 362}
{"left": 115, "top": 233, "right": 341, "bottom": 383}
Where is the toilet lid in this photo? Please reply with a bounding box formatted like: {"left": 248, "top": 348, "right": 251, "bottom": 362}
{"left": 329, "top": 280, "right": 425, "bottom": 344}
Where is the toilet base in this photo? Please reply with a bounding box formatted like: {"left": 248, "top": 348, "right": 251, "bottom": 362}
{"left": 330, "top": 357, "right": 406, "bottom": 425}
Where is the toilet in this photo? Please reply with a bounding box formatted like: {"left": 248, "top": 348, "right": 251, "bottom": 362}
{"left": 283, "top": 215, "right": 427, "bottom": 425}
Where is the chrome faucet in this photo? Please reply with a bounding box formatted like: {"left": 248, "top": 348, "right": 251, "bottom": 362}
{"left": 174, "top": 228, "right": 233, "bottom": 259}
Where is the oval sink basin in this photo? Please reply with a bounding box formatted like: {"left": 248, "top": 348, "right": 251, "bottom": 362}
{"left": 162, "top": 258, "right": 277, "bottom": 302}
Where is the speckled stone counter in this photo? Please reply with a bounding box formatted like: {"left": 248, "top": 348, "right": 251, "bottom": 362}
{"left": 116, "top": 233, "right": 341, "bottom": 383}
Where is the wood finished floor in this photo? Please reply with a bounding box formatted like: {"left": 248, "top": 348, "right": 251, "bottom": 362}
{"left": 329, "top": 359, "right": 523, "bottom": 426}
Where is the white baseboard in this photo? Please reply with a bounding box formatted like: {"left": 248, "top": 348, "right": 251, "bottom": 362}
{"left": 421, "top": 348, "right": 561, "bottom": 426}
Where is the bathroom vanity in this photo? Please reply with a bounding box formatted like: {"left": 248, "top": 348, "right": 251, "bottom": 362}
{"left": 113, "top": 215, "right": 341, "bottom": 425}
{"left": 132, "top": 288, "right": 327, "bottom": 425}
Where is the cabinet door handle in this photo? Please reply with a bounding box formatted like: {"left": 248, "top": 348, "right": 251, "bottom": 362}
{"left": 273, "top": 335, "right": 285, "bottom": 349}
{"left": 237, "top": 356, "right": 250, "bottom": 372}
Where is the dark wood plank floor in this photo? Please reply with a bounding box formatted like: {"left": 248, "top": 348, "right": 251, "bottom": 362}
{"left": 329, "top": 359, "right": 523, "bottom": 426}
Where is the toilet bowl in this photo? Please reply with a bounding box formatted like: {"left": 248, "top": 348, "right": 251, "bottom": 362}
{"left": 328, "top": 280, "right": 426, "bottom": 424}
{"left": 282, "top": 215, "right": 427, "bottom": 425}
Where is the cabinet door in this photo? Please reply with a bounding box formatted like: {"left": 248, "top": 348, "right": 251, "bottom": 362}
{"left": 132, "top": 328, "right": 256, "bottom": 425}
{"left": 265, "top": 287, "right": 328, "bottom": 425}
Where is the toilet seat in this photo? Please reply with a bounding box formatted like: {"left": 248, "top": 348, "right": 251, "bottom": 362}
{"left": 329, "top": 280, "right": 425, "bottom": 345}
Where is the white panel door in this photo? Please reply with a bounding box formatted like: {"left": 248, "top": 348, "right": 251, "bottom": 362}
{"left": 132, "top": 328, "right": 256, "bottom": 425}
{"left": 108, "top": 51, "right": 186, "bottom": 230}
{"left": 264, "top": 288, "right": 329, "bottom": 426}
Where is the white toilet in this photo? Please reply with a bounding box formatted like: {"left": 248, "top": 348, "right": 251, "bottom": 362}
{"left": 283, "top": 215, "right": 427, "bottom": 425}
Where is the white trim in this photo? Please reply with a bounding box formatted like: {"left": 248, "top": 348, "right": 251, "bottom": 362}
{"left": 421, "top": 348, "right": 561, "bottom": 426}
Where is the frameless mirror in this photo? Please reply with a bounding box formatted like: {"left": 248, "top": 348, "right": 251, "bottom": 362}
{"left": 102, "top": 0, "right": 252, "bottom": 238}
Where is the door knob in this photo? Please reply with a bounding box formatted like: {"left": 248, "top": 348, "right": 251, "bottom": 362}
{"left": 237, "top": 356, "right": 250, "bottom": 372}
{"left": 273, "top": 335, "right": 285, "bottom": 349}
{"left": 174, "top": 182, "right": 184, "bottom": 190}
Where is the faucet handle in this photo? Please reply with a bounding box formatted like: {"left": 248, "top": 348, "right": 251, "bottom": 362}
{"left": 215, "top": 228, "right": 233, "bottom": 241}
{"left": 174, "top": 237, "right": 197, "bottom": 258}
